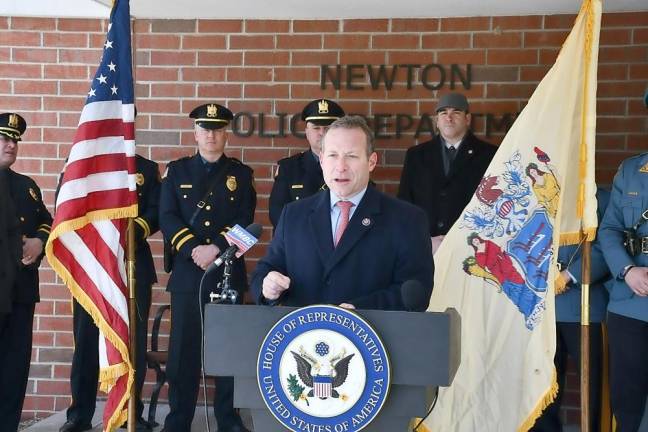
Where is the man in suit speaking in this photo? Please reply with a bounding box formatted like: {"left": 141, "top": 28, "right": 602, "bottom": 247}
{"left": 252, "top": 116, "right": 433, "bottom": 311}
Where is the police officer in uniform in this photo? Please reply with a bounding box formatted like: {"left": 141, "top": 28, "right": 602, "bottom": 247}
{"left": 60, "top": 154, "right": 161, "bottom": 432}
{"left": 598, "top": 91, "right": 648, "bottom": 432}
{"left": 398, "top": 92, "right": 496, "bottom": 254}
{"left": 268, "top": 98, "right": 344, "bottom": 229}
{"left": 0, "top": 167, "right": 21, "bottom": 321}
{"left": 160, "top": 103, "right": 256, "bottom": 432}
{"left": 0, "top": 113, "right": 53, "bottom": 431}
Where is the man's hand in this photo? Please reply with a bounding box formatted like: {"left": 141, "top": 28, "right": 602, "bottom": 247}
{"left": 22, "top": 237, "right": 43, "bottom": 266}
{"left": 339, "top": 303, "right": 355, "bottom": 309}
{"left": 262, "top": 271, "right": 291, "bottom": 300}
{"left": 431, "top": 235, "right": 445, "bottom": 255}
{"left": 191, "top": 244, "right": 220, "bottom": 271}
{"left": 625, "top": 266, "right": 648, "bottom": 297}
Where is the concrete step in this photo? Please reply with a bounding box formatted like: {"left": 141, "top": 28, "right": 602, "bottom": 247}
{"left": 24, "top": 402, "right": 253, "bottom": 432}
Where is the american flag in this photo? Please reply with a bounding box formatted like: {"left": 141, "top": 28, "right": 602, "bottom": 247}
{"left": 45, "top": 0, "right": 136, "bottom": 430}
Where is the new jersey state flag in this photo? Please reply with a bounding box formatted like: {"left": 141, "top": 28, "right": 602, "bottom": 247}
{"left": 423, "top": 0, "right": 601, "bottom": 430}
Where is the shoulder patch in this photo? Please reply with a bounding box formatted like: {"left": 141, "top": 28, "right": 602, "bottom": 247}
{"left": 639, "top": 162, "right": 648, "bottom": 173}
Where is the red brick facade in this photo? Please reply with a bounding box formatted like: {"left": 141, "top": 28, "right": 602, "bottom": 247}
{"left": 0, "top": 12, "right": 647, "bottom": 422}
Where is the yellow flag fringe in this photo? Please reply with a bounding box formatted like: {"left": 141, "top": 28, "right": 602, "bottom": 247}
{"left": 45, "top": 214, "right": 136, "bottom": 432}
{"left": 518, "top": 368, "right": 559, "bottom": 432}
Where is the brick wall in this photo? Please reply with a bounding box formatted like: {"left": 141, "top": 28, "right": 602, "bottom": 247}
{"left": 0, "top": 12, "right": 647, "bottom": 422}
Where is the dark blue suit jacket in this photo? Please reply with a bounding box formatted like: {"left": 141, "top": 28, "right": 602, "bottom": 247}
{"left": 251, "top": 186, "right": 434, "bottom": 310}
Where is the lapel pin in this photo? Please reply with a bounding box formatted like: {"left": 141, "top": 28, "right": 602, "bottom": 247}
{"left": 362, "top": 218, "right": 371, "bottom": 226}
{"left": 468, "top": 149, "right": 473, "bottom": 155}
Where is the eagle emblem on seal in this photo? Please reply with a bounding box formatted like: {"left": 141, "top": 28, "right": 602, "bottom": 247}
{"left": 289, "top": 343, "right": 354, "bottom": 401}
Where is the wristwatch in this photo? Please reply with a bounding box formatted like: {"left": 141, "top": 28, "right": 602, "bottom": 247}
{"left": 621, "top": 265, "right": 636, "bottom": 280}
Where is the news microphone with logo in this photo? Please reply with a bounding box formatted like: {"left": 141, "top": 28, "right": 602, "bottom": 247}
{"left": 210, "top": 223, "right": 262, "bottom": 270}
{"left": 400, "top": 279, "right": 428, "bottom": 312}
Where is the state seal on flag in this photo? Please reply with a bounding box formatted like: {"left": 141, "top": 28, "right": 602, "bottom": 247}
{"left": 257, "top": 305, "right": 390, "bottom": 432}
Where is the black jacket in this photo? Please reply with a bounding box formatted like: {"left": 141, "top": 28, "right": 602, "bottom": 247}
{"left": 160, "top": 154, "right": 256, "bottom": 294}
{"left": 398, "top": 132, "right": 496, "bottom": 237}
{"left": 0, "top": 169, "right": 22, "bottom": 315}
{"left": 6, "top": 169, "right": 53, "bottom": 304}
{"left": 269, "top": 150, "right": 325, "bottom": 229}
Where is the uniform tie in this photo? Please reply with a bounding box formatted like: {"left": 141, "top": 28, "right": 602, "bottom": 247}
{"left": 334, "top": 200, "right": 353, "bottom": 247}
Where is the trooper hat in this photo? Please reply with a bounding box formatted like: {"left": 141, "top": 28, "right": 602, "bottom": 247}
{"left": 189, "top": 103, "right": 233, "bottom": 130}
{"left": 0, "top": 112, "right": 27, "bottom": 142}
{"left": 436, "top": 92, "right": 470, "bottom": 113}
{"left": 301, "top": 99, "right": 345, "bottom": 126}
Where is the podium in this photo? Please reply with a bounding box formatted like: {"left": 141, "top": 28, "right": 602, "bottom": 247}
{"left": 204, "top": 304, "right": 460, "bottom": 431}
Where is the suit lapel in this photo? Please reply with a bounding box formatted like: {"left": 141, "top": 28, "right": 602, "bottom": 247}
{"left": 426, "top": 137, "right": 447, "bottom": 182}
{"left": 323, "top": 187, "right": 381, "bottom": 278}
{"left": 447, "top": 133, "right": 476, "bottom": 179}
{"left": 309, "top": 190, "right": 335, "bottom": 265}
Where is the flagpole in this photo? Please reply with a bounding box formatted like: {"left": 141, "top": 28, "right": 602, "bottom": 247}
{"left": 580, "top": 236, "right": 592, "bottom": 432}
{"left": 127, "top": 219, "right": 137, "bottom": 432}
{"left": 127, "top": 13, "right": 138, "bottom": 432}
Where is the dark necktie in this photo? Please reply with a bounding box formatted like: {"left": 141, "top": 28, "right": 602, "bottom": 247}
{"left": 444, "top": 145, "right": 456, "bottom": 175}
{"left": 447, "top": 145, "right": 457, "bottom": 163}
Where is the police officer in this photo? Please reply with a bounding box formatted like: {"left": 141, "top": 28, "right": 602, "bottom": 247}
{"left": 598, "top": 91, "right": 648, "bottom": 432}
{"left": 531, "top": 188, "right": 611, "bottom": 432}
{"left": 60, "top": 154, "right": 160, "bottom": 432}
{"left": 0, "top": 167, "right": 21, "bottom": 320}
{"left": 0, "top": 113, "right": 53, "bottom": 432}
{"left": 160, "top": 103, "right": 256, "bottom": 432}
{"left": 268, "top": 98, "right": 344, "bottom": 229}
{"left": 398, "top": 92, "right": 496, "bottom": 254}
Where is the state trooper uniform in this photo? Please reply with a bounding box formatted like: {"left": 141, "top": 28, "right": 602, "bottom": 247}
{"left": 599, "top": 145, "right": 648, "bottom": 432}
{"left": 61, "top": 154, "right": 160, "bottom": 432}
{"left": 268, "top": 99, "right": 344, "bottom": 229}
{"left": 160, "top": 103, "right": 256, "bottom": 432}
{"left": 0, "top": 113, "right": 53, "bottom": 432}
{"left": 599, "top": 153, "right": 648, "bottom": 432}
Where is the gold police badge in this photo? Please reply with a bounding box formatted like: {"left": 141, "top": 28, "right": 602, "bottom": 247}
{"left": 318, "top": 99, "right": 329, "bottom": 114}
{"left": 9, "top": 113, "right": 19, "bottom": 128}
{"left": 207, "top": 104, "right": 218, "bottom": 118}
{"left": 29, "top": 187, "right": 38, "bottom": 201}
{"left": 136, "top": 173, "right": 145, "bottom": 186}
{"left": 226, "top": 176, "right": 237, "bottom": 192}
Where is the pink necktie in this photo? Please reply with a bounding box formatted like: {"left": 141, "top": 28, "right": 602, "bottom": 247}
{"left": 334, "top": 200, "right": 353, "bottom": 247}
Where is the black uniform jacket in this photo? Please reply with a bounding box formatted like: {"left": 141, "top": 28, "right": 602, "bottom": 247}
{"left": 0, "top": 169, "right": 22, "bottom": 314}
{"left": 269, "top": 150, "right": 324, "bottom": 229}
{"left": 7, "top": 169, "right": 52, "bottom": 304}
{"left": 398, "top": 132, "right": 496, "bottom": 237}
{"left": 132, "top": 154, "right": 161, "bottom": 288}
{"left": 160, "top": 154, "right": 256, "bottom": 294}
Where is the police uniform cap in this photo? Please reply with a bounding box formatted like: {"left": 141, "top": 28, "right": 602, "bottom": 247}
{"left": 189, "top": 103, "right": 233, "bottom": 130}
{"left": 301, "top": 99, "right": 345, "bottom": 126}
{"left": 436, "top": 92, "right": 469, "bottom": 113}
{"left": 0, "top": 112, "right": 27, "bottom": 142}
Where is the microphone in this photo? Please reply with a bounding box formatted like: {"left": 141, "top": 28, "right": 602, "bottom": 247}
{"left": 401, "top": 280, "right": 428, "bottom": 312}
{"left": 211, "top": 223, "right": 262, "bottom": 269}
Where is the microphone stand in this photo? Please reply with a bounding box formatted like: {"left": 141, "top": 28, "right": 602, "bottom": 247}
{"left": 209, "top": 255, "right": 238, "bottom": 304}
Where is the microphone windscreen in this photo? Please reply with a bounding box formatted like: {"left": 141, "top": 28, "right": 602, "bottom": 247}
{"left": 246, "top": 223, "right": 263, "bottom": 240}
{"left": 401, "top": 280, "right": 427, "bottom": 312}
